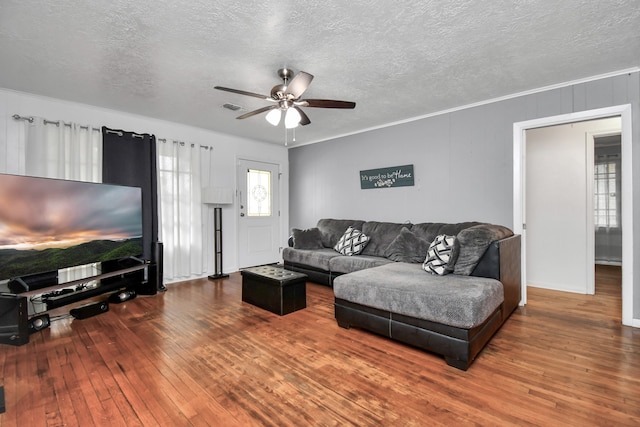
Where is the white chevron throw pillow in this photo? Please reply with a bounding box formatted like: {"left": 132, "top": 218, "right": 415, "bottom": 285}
{"left": 423, "top": 234, "right": 458, "bottom": 275}
{"left": 334, "top": 226, "right": 370, "bottom": 256}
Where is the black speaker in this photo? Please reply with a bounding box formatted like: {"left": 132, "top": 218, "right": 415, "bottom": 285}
{"left": 155, "top": 241, "right": 164, "bottom": 291}
{"left": 0, "top": 294, "right": 29, "bottom": 346}
{"left": 8, "top": 270, "right": 58, "bottom": 293}
{"left": 139, "top": 241, "right": 163, "bottom": 295}
{"left": 28, "top": 313, "right": 50, "bottom": 334}
{"left": 70, "top": 301, "right": 109, "bottom": 319}
{"left": 108, "top": 289, "right": 136, "bottom": 304}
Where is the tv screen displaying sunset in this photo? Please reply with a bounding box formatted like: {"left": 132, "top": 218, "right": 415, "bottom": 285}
{"left": 0, "top": 174, "right": 143, "bottom": 280}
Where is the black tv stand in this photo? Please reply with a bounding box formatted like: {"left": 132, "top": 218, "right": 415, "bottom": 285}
{"left": 37, "top": 264, "right": 148, "bottom": 310}
{"left": 11, "top": 259, "right": 151, "bottom": 316}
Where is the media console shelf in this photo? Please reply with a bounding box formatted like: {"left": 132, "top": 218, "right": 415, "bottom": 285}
{"left": 19, "top": 264, "right": 146, "bottom": 296}
{"left": 8, "top": 259, "right": 154, "bottom": 316}
{"left": 34, "top": 264, "right": 149, "bottom": 312}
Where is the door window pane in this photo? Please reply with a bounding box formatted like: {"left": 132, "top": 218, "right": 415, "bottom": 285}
{"left": 247, "top": 169, "right": 271, "bottom": 217}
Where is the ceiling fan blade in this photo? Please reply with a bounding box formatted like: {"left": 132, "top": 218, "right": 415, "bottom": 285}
{"left": 294, "top": 107, "right": 311, "bottom": 126}
{"left": 286, "top": 71, "right": 314, "bottom": 99}
{"left": 236, "top": 105, "right": 278, "bottom": 120}
{"left": 214, "top": 86, "right": 271, "bottom": 101}
{"left": 299, "top": 99, "right": 356, "bottom": 109}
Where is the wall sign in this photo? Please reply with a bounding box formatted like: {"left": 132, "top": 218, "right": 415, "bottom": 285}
{"left": 360, "top": 164, "right": 414, "bottom": 189}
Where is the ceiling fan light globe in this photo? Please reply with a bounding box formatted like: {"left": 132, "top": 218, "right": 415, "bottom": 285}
{"left": 265, "top": 109, "right": 281, "bottom": 126}
{"left": 285, "top": 107, "right": 301, "bottom": 129}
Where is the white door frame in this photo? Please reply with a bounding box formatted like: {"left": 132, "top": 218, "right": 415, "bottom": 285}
{"left": 513, "top": 104, "right": 634, "bottom": 326}
{"left": 236, "top": 158, "right": 282, "bottom": 268}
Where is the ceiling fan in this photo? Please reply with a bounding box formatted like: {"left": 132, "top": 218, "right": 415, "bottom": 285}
{"left": 214, "top": 68, "right": 356, "bottom": 129}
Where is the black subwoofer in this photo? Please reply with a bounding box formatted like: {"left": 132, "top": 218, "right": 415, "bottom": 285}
{"left": 0, "top": 294, "right": 29, "bottom": 346}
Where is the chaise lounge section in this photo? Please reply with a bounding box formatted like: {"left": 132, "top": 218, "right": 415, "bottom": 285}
{"left": 283, "top": 219, "right": 521, "bottom": 369}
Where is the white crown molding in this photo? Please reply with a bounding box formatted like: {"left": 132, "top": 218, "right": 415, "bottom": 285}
{"left": 293, "top": 67, "right": 640, "bottom": 148}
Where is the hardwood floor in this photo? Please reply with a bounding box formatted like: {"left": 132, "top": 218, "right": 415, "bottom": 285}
{"left": 1, "top": 265, "right": 638, "bottom": 426}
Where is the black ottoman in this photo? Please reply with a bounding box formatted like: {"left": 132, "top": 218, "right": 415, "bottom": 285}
{"left": 241, "top": 266, "right": 307, "bottom": 315}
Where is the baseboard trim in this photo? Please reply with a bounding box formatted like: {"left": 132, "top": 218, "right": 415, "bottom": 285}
{"left": 527, "top": 282, "right": 586, "bottom": 294}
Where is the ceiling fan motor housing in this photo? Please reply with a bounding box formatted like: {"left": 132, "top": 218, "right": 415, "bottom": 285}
{"left": 270, "top": 84, "right": 287, "bottom": 101}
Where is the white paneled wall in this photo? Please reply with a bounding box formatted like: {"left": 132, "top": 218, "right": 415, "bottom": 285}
{"left": 0, "top": 88, "right": 289, "bottom": 278}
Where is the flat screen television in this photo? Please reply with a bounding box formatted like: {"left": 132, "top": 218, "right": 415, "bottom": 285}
{"left": 0, "top": 173, "right": 143, "bottom": 289}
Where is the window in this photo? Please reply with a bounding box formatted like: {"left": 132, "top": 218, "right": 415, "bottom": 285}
{"left": 247, "top": 168, "right": 271, "bottom": 217}
{"left": 594, "top": 157, "right": 619, "bottom": 228}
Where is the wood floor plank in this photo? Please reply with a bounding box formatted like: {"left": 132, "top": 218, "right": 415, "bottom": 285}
{"left": 0, "top": 265, "right": 638, "bottom": 426}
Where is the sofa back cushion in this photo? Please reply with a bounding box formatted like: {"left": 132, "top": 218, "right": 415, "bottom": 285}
{"left": 384, "top": 227, "right": 430, "bottom": 263}
{"left": 361, "top": 221, "right": 409, "bottom": 257}
{"left": 317, "top": 219, "right": 365, "bottom": 248}
{"left": 454, "top": 224, "right": 513, "bottom": 275}
{"left": 411, "top": 222, "right": 481, "bottom": 243}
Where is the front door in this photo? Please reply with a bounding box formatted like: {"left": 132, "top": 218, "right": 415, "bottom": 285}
{"left": 237, "top": 159, "right": 281, "bottom": 268}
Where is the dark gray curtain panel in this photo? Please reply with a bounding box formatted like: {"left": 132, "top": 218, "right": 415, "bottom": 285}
{"left": 101, "top": 127, "right": 158, "bottom": 262}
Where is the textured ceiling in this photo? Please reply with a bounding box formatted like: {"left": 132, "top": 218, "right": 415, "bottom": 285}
{"left": 1, "top": 1, "right": 639, "bottom": 147}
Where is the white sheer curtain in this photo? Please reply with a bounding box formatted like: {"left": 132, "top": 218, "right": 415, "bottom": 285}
{"left": 24, "top": 118, "right": 102, "bottom": 182}
{"left": 157, "top": 139, "right": 209, "bottom": 282}
{"left": 1, "top": 116, "right": 28, "bottom": 174}
{"left": 9, "top": 116, "right": 102, "bottom": 282}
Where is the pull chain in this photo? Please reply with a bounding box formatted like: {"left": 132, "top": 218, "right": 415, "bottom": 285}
{"left": 284, "top": 123, "right": 288, "bottom": 146}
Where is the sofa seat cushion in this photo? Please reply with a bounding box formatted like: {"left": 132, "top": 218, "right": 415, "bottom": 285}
{"left": 282, "top": 247, "right": 341, "bottom": 271}
{"left": 333, "top": 262, "right": 504, "bottom": 329}
{"left": 329, "top": 255, "right": 393, "bottom": 274}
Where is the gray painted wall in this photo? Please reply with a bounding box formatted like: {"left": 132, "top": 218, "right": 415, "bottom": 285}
{"left": 288, "top": 71, "right": 640, "bottom": 319}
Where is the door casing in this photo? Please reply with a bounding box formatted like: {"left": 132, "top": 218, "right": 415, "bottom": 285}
{"left": 237, "top": 158, "right": 281, "bottom": 268}
{"left": 513, "top": 104, "right": 634, "bottom": 326}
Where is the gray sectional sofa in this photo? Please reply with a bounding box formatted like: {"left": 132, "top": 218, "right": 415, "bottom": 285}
{"left": 283, "top": 218, "right": 521, "bottom": 370}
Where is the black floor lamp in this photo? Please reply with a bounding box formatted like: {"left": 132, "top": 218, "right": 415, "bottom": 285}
{"left": 202, "top": 187, "right": 233, "bottom": 280}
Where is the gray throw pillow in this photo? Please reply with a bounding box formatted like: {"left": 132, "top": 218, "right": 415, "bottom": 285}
{"left": 291, "top": 227, "right": 324, "bottom": 249}
{"left": 385, "top": 227, "right": 429, "bottom": 263}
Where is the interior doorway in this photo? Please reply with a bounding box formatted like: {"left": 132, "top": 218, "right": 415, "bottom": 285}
{"left": 513, "top": 104, "right": 634, "bottom": 326}
{"left": 524, "top": 118, "right": 621, "bottom": 295}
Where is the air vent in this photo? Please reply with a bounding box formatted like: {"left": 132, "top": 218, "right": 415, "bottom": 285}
{"left": 222, "top": 103, "right": 243, "bottom": 112}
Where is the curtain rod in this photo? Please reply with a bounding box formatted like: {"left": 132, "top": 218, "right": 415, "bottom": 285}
{"left": 12, "top": 114, "right": 33, "bottom": 123}
{"left": 13, "top": 114, "right": 100, "bottom": 132}
{"left": 157, "top": 138, "right": 212, "bottom": 150}
{"left": 14, "top": 114, "right": 212, "bottom": 149}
